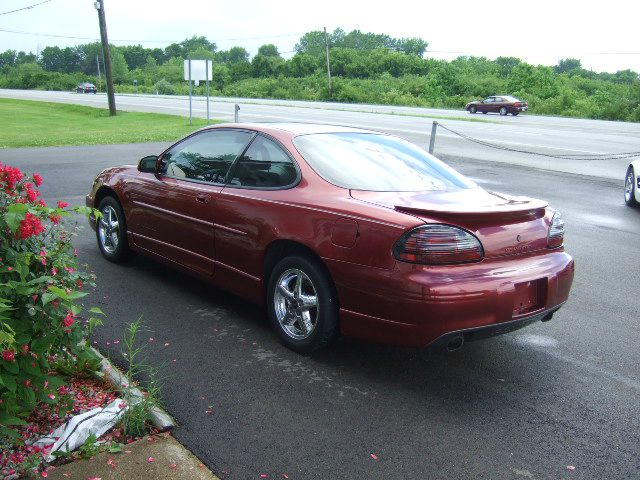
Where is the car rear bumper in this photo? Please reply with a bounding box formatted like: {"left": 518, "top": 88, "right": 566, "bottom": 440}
{"left": 328, "top": 250, "right": 574, "bottom": 347}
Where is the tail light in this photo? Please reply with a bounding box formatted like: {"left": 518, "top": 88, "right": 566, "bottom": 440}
{"left": 547, "top": 211, "right": 564, "bottom": 248}
{"left": 393, "top": 225, "right": 484, "bottom": 265}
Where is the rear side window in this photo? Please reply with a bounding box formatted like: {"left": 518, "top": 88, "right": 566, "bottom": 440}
{"left": 227, "top": 136, "right": 297, "bottom": 188}
{"left": 293, "top": 132, "right": 476, "bottom": 191}
{"left": 161, "top": 130, "right": 253, "bottom": 183}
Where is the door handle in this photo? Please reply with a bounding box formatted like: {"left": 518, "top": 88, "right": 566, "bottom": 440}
{"left": 196, "top": 193, "right": 211, "bottom": 204}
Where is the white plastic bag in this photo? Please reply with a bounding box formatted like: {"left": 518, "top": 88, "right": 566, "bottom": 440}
{"left": 34, "top": 397, "right": 127, "bottom": 462}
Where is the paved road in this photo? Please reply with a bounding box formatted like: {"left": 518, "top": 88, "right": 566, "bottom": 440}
{"left": 3, "top": 142, "right": 639, "bottom": 479}
{"left": 2, "top": 89, "right": 640, "bottom": 180}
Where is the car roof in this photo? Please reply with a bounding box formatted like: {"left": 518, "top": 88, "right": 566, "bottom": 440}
{"left": 204, "top": 122, "right": 380, "bottom": 136}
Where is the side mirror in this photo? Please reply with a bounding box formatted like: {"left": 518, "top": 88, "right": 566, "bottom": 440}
{"left": 138, "top": 155, "right": 158, "bottom": 173}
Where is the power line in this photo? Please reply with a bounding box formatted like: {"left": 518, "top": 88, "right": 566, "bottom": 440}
{"left": 0, "top": 27, "right": 305, "bottom": 45}
{"left": 0, "top": 0, "right": 52, "bottom": 16}
{"left": 427, "top": 49, "right": 640, "bottom": 56}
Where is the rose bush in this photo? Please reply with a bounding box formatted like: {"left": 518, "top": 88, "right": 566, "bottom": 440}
{"left": 0, "top": 161, "right": 101, "bottom": 441}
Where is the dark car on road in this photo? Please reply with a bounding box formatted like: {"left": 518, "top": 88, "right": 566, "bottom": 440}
{"left": 76, "top": 82, "right": 97, "bottom": 94}
{"left": 466, "top": 95, "right": 528, "bottom": 116}
{"left": 87, "top": 123, "right": 573, "bottom": 353}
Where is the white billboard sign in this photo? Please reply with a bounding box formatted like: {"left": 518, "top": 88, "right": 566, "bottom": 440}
{"left": 184, "top": 59, "right": 212, "bottom": 81}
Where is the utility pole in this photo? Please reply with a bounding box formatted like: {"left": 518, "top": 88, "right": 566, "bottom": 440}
{"left": 95, "top": 0, "right": 116, "bottom": 115}
{"left": 96, "top": 54, "right": 102, "bottom": 92}
{"left": 323, "top": 27, "right": 332, "bottom": 99}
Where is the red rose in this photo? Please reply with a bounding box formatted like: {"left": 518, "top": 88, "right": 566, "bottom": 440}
{"left": 62, "top": 312, "right": 74, "bottom": 328}
{"left": 57, "top": 201, "right": 69, "bottom": 209}
{"left": 33, "top": 173, "right": 43, "bottom": 187}
{"left": 2, "top": 349, "right": 15, "bottom": 362}
{"left": 18, "top": 212, "right": 44, "bottom": 239}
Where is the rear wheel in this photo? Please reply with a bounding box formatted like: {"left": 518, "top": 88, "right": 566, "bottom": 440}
{"left": 469, "top": 106, "right": 477, "bottom": 114}
{"left": 96, "top": 196, "right": 131, "bottom": 262}
{"left": 499, "top": 107, "right": 508, "bottom": 116}
{"left": 267, "top": 255, "right": 339, "bottom": 353}
{"left": 625, "top": 166, "right": 638, "bottom": 207}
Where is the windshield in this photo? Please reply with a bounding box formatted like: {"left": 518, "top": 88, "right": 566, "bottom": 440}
{"left": 293, "top": 132, "right": 476, "bottom": 191}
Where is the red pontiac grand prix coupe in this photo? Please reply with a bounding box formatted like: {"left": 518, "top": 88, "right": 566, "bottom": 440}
{"left": 87, "top": 123, "right": 574, "bottom": 353}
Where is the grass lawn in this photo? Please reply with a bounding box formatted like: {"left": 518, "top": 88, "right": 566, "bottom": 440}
{"left": 0, "top": 98, "right": 218, "bottom": 148}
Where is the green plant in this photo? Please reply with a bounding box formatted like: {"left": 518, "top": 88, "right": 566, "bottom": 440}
{"left": 0, "top": 162, "right": 100, "bottom": 440}
{"left": 118, "top": 319, "right": 162, "bottom": 438}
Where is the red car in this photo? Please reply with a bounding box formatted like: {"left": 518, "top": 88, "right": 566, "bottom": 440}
{"left": 465, "top": 95, "right": 528, "bottom": 116}
{"left": 87, "top": 123, "right": 574, "bottom": 353}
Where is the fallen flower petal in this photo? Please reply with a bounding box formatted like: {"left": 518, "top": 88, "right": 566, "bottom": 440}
{"left": 169, "top": 463, "right": 178, "bottom": 470}
{"left": 164, "top": 342, "right": 170, "bottom": 347}
{"left": 370, "top": 453, "right": 378, "bottom": 460}
{"left": 147, "top": 457, "right": 155, "bottom": 463}
{"left": 567, "top": 465, "right": 576, "bottom": 471}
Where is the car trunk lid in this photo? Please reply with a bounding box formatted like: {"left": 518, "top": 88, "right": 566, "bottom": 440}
{"left": 350, "top": 187, "right": 550, "bottom": 258}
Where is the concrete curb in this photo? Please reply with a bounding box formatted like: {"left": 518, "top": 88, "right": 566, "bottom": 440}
{"left": 89, "top": 346, "right": 176, "bottom": 432}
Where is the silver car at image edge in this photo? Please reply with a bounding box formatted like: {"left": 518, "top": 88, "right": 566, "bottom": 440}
{"left": 625, "top": 160, "right": 640, "bottom": 207}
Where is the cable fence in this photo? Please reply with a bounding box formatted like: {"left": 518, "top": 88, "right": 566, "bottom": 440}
{"left": 429, "top": 121, "right": 640, "bottom": 161}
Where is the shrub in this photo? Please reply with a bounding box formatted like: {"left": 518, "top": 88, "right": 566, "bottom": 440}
{"left": 153, "top": 78, "right": 176, "bottom": 95}
{"left": 0, "top": 162, "right": 100, "bottom": 440}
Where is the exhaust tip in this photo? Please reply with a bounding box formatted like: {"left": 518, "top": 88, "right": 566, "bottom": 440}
{"left": 541, "top": 312, "right": 554, "bottom": 322}
{"left": 446, "top": 336, "right": 464, "bottom": 352}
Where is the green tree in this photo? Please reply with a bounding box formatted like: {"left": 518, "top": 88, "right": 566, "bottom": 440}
{"left": 494, "top": 56, "right": 521, "bottom": 77}
{"left": 396, "top": 37, "right": 428, "bottom": 56}
{"left": 554, "top": 58, "right": 582, "bottom": 75}
{"left": 0, "top": 50, "right": 16, "bottom": 70}
{"left": 120, "top": 45, "right": 149, "bottom": 70}
{"left": 39, "top": 46, "right": 81, "bottom": 73}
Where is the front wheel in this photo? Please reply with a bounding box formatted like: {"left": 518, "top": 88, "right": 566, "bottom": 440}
{"left": 96, "top": 196, "right": 131, "bottom": 262}
{"left": 267, "top": 255, "right": 339, "bottom": 353}
{"left": 625, "top": 166, "right": 638, "bottom": 207}
{"left": 499, "top": 107, "right": 508, "bottom": 116}
{"left": 469, "top": 106, "right": 477, "bottom": 114}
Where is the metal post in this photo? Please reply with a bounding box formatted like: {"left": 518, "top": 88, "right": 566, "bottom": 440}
{"left": 205, "top": 59, "right": 210, "bottom": 124}
{"left": 429, "top": 121, "right": 438, "bottom": 155}
{"left": 95, "top": 0, "right": 116, "bottom": 115}
{"left": 188, "top": 59, "right": 192, "bottom": 126}
{"left": 323, "top": 27, "right": 332, "bottom": 99}
{"left": 234, "top": 104, "right": 240, "bottom": 123}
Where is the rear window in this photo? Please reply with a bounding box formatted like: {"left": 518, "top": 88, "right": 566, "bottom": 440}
{"left": 293, "top": 133, "right": 476, "bottom": 191}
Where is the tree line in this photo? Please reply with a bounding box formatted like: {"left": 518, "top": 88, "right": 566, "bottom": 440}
{"left": 0, "top": 28, "right": 638, "bottom": 121}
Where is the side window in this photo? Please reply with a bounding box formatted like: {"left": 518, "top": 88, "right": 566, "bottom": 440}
{"left": 161, "top": 130, "right": 253, "bottom": 183}
{"left": 227, "top": 136, "right": 297, "bottom": 188}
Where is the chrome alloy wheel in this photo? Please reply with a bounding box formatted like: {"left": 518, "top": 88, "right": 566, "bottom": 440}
{"left": 98, "top": 205, "right": 120, "bottom": 254}
{"left": 274, "top": 268, "right": 319, "bottom": 340}
{"left": 625, "top": 169, "right": 634, "bottom": 203}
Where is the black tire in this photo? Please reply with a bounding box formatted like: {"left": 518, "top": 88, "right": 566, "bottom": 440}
{"left": 469, "top": 105, "right": 477, "bottom": 114}
{"left": 482, "top": 111, "right": 487, "bottom": 114}
{"left": 267, "top": 255, "right": 339, "bottom": 353}
{"left": 499, "top": 107, "right": 508, "bottom": 116}
{"left": 625, "top": 166, "right": 638, "bottom": 207}
{"left": 512, "top": 112, "right": 519, "bottom": 116}
{"left": 96, "top": 196, "right": 131, "bottom": 262}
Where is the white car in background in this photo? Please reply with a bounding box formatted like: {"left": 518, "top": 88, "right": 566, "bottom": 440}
{"left": 625, "top": 160, "right": 640, "bottom": 207}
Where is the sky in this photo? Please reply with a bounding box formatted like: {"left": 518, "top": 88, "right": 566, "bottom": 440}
{"left": 0, "top": 0, "right": 639, "bottom": 74}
